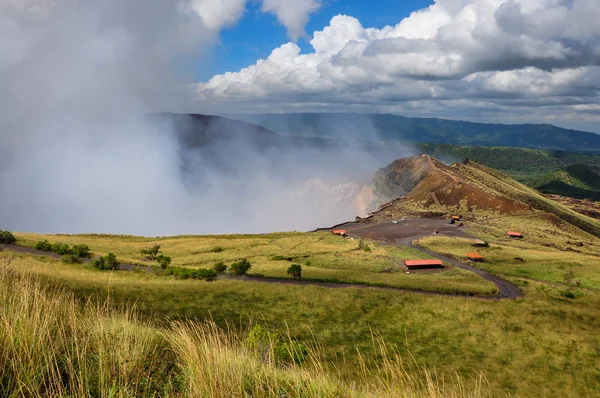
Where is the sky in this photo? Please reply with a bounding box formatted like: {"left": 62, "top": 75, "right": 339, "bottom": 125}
{"left": 192, "top": 0, "right": 600, "bottom": 133}
{"left": 205, "top": 0, "right": 435, "bottom": 80}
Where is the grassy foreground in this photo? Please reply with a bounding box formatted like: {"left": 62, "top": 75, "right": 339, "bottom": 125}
{"left": 0, "top": 257, "right": 486, "bottom": 398}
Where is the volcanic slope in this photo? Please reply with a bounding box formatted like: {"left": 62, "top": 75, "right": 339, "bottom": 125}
{"left": 371, "top": 155, "right": 600, "bottom": 238}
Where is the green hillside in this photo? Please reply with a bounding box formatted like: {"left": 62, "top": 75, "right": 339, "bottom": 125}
{"left": 229, "top": 113, "right": 600, "bottom": 154}
{"left": 455, "top": 160, "right": 600, "bottom": 237}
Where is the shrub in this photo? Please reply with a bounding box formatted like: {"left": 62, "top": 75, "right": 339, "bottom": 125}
{"left": 213, "top": 262, "right": 227, "bottom": 273}
{"left": 363, "top": 245, "right": 372, "bottom": 252}
{"left": 71, "top": 244, "right": 91, "bottom": 258}
{"left": 246, "top": 324, "right": 279, "bottom": 362}
{"left": 287, "top": 264, "right": 302, "bottom": 279}
{"left": 560, "top": 289, "right": 576, "bottom": 299}
{"left": 276, "top": 341, "right": 309, "bottom": 365}
{"left": 140, "top": 244, "right": 161, "bottom": 260}
{"left": 34, "top": 240, "right": 53, "bottom": 252}
{"left": 270, "top": 255, "right": 293, "bottom": 261}
{"left": 92, "top": 253, "right": 120, "bottom": 271}
{"left": 230, "top": 259, "right": 252, "bottom": 276}
{"left": 0, "top": 230, "right": 16, "bottom": 244}
{"left": 62, "top": 254, "right": 82, "bottom": 264}
{"left": 163, "top": 266, "right": 217, "bottom": 281}
{"left": 156, "top": 254, "right": 172, "bottom": 270}
{"left": 210, "top": 246, "right": 224, "bottom": 253}
{"left": 51, "top": 243, "right": 71, "bottom": 256}
{"left": 245, "top": 325, "right": 309, "bottom": 365}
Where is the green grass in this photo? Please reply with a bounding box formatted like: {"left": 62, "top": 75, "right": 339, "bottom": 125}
{"left": 13, "top": 231, "right": 496, "bottom": 296}
{"left": 5, "top": 251, "right": 600, "bottom": 397}
{"left": 455, "top": 160, "right": 600, "bottom": 237}
{"left": 1, "top": 258, "right": 489, "bottom": 398}
{"left": 4, "top": 210, "right": 600, "bottom": 397}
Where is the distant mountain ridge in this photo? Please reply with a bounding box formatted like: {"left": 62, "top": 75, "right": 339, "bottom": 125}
{"left": 228, "top": 113, "right": 600, "bottom": 154}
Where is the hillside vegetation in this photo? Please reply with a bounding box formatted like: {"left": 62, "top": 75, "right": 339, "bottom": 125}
{"left": 14, "top": 231, "right": 496, "bottom": 296}
{"left": 230, "top": 113, "right": 600, "bottom": 154}
{"left": 414, "top": 143, "right": 600, "bottom": 201}
{"left": 372, "top": 155, "right": 600, "bottom": 238}
{"left": 455, "top": 160, "right": 600, "bottom": 237}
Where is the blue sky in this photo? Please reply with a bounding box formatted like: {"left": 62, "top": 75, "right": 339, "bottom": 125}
{"left": 203, "top": 0, "right": 434, "bottom": 80}
{"left": 194, "top": 0, "right": 600, "bottom": 132}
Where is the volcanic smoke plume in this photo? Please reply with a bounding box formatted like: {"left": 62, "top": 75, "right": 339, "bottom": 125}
{"left": 0, "top": 1, "right": 407, "bottom": 235}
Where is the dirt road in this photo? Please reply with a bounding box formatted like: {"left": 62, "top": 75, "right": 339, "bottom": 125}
{"left": 337, "top": 219, "right": 523, "bottom": 299}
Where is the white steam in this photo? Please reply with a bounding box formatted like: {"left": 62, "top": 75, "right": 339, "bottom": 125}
{"left": 0, "top": 0, "right": 405, "bottom": 236}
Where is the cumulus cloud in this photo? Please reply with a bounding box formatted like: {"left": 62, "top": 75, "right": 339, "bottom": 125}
{"left": 195, "top": 0, "right": 600, "bottom": 131}
{"left": 261, "top": 0, "right": 321, "bottom": 41}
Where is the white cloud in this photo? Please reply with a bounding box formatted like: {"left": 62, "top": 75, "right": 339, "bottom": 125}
{"left": 261, "top": 0, "right": 321, "bottom": 41}
{"left": 190, "top": 0, "right": 247, "bottom": 31}
{"left": 195, "top": 0, "right": 600, "bottom": 130}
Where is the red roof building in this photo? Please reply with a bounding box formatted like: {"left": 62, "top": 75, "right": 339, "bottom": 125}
{"left": 332, "top": 229, "right": 347, "bottom": 236}
{"left": 466, "top": 252, "right": 484, "bottom": 262}
{"left": 404, "top": 259, "right": 444, "bottom": 270}
{"left": 507, "top": 231, "right": 523, "bottom": 238}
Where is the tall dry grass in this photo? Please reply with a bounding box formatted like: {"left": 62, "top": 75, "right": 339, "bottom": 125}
{"left": 0, "top": 256, "right": 489, "bottom": 397}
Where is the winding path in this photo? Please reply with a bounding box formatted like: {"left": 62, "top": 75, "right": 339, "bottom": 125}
{"left": 340, "top": 219, "right": 523, "bottom": 299}
{"left": 3, "top": 225, "right": 522, "bottom": 300}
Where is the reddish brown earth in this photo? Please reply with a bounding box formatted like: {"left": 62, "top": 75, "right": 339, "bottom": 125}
{"left": 372, "top": 155, "right": 531, "bottom": 220}
{"left": 546, "top": 194, "right": 600, "bottom": 219}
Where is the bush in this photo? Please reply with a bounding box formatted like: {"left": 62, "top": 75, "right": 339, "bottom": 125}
{"left": 51, "top": 243, "right": 71, "bottom": 256}
{"left": 34, "top": 240, "right": 53, "bottom": 252}
{"left": 71, "top": 244, "right": 91, "bottom": 258}
{"left": 140, "top": 244, "right": 161, "bottom": 260}
{"left": 270, "top": 255, "right": 293, "bottom": 261}
{"left": 210, "top": 246, "right": 224, "bottom": 253}
{"left": 276, "top": 341, "right": 309, "bottom": 365}
{"left": 0, "top": 230, "right": 16, "bottom": 244}
{"left": 163, "top": 266, "right": 217, "bottom": 281}
{"left": 213, "top": 262, "right": 227, "bottom": 273}
{"left": 92, "top": 253, "right": 120, "bottom": 271}
{"left": 287, "top": 264, "right": 302, "bottom": 279}
{"left": 62, "top": 254, "right": 82, "bottom": 264}
{"left": 363, "top": 245, "right": 372, "bottom": 252}
{"left": 560, "top": 289, "right": 576, "bottom": 299}
{"left": 230, "top": 259, "right": 252, "bottom": 276}
{"left": 156, "top": 254, "right": 172, "bottom": 270}
{"left": 245, "top": 325, "right": 309, "bottom": 365}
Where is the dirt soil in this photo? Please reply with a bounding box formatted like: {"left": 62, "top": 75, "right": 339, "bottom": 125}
{"left": 337, "top": 218, "right": 472, "bottom": 243}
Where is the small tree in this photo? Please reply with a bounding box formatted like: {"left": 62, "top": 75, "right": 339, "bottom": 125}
{"left": 287, "top": 264, "right": 302, "bottom": 279}
{"left": 156, "top": 254, "right": 172, "bottom": 270}
{"left": 51, "top": 242, "right": 71, "bottom": 255}
{"left": 230, "top": 259, "right": 252, "bottom": 276}
{"left": 71, "top": 244, "right": 91, "bottom": 258}
{"left": 92, "top": 252, "right": 120, "bottom": 271}
{"left": 34, "top": 240, "right": 53, "bottom": 252}
{"left": 0, "top": 230, "right": 16, "bottom": 244}
{"left": 213, "top": 262, "right": 227, "bottom": 273}
{"left": 140, "top": 244, "right": 161, "bottom": 260}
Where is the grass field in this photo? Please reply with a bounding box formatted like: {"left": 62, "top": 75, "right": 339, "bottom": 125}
{"left": 416, "top": 214, "right": 600, "bottom": 290}
{"left": 13, "top": 231, "right": 497, "bottom": 295}
{"left": 0, "top": 258, "right": 487, "bottom": 398}
{"left": 4, "top": 214, "right": 600, "bottom": 397}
